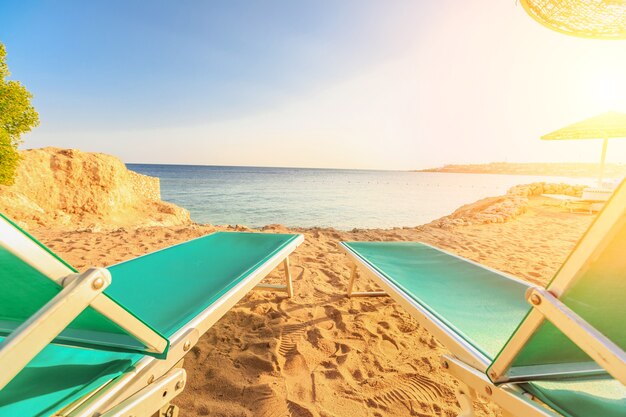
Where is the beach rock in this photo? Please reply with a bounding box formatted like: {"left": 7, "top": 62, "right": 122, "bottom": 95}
{"left": 429, "top": 181, "right": 588, "bottom": 228}
{"left": 508, "top": 182, "right": 584, "bottom": 198}
{"left": 0, "top": 147, "right": 191, "bottom": 230}
{"left": 428, "top": 194, "right": 529, "bottom": 228}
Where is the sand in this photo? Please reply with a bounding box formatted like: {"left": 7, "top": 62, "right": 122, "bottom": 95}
{"left": 28, "top": 195, "right": 594, "bottom": 417}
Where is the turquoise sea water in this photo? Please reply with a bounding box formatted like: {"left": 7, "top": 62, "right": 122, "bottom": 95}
{"left": 128, "top": 164, "right": 591, "bottom": 230}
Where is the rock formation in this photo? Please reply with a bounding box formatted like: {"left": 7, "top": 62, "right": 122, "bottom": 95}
{"left": 0, "top": 147, "right": 190, "bottom": 230}
{"left": 429, "top": 182, "right": 585, "bottom": 228}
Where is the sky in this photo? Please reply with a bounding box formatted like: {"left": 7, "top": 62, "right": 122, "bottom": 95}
{"left": 1, "top": 0, "right": 626, "bottom": 170}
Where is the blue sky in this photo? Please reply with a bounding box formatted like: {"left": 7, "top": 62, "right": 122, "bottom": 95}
{"left": 2, "top": 1, "right": 626, "bottom": 168}
{"left": 1, "top": 1, "right": 427, "bottom": 129}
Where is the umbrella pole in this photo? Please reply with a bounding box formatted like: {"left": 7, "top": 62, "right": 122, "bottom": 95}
{"left": 598, "top": 137, "right": 608, "bottom": 186}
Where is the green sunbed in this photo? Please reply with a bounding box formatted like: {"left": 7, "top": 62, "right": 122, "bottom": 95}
{"left": 341, "top": 179, "right": 626, "bottom": 416}
{"left": 0, "top": 213, "right": 304, "bottom": 417}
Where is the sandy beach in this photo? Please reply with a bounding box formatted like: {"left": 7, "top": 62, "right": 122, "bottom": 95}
{"left": 26, "top": 195, "right": 593, "bottom": 417}
{"left": 3, "top": 3, "right": 626, "bottom": 415}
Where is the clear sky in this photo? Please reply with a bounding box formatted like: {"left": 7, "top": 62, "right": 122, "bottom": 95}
{"left": 1, "top": 0, "right": 626, "bottom": 169}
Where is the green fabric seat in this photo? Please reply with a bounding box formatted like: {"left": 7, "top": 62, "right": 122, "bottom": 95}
{"left": 502, "top": 219, "right": 626, "bottom": 374}
{"left": 0, "top": 338, "right": 139, "bottom": 417}
{"left": 107, "top": 232, "right": 300, "bottom": 337}
{"left": 343, "top": 240, "right": 626, "bottom": 417}
{"left": 0, "top": 213, "right": 163, "bottom": 356}
{"left": 0, "top": 227, "right": 300, "bottom": 417}
{"left": 525, "top": 377, "right": 626, "bottom": 417}
{"left": 342, "top": 241, "right": 531, "bottom": 360}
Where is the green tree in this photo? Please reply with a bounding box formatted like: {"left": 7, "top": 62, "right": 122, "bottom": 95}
{"left": 0, "top": 42, "right": 39, "bottom": 185}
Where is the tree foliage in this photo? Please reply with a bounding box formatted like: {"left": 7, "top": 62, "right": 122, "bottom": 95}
{"left": 0, "top": 42, "right": 39, "bottom": 185}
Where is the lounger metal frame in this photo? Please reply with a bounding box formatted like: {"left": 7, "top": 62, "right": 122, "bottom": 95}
{"left": 0, "top": 267, "right": 114, "bottom": 391}
{"left": 0, "top": 217, "right": 169, "bottom": 357}
{"left": 0, "top": 215, "right": 169, "bottom": 395}
{"left": 100, "top": 367, "right": 187, "bottom": 417}
{"left": 340, "top": 178, "right": 626, "bottom": 416}
{"left": 59, "top": 233, "right": 303, "bottom": 417}
{"left": 443, "top": 355, "right": 558, "bottom": 417}
{"left": 0, "top": 215, "right": 303, "bottom": 417}
{"left": 340, "top": 243, "right": 579, "bottom": 416}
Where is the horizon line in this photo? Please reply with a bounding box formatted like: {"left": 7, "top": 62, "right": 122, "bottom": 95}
{"left": 125, "top": 160, "right": 626, "bottom": 172}
{"left": 125, "top": 161, "right": 410, "bottom": 172}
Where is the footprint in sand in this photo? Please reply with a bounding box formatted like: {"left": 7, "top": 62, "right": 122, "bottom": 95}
{"left": 364, "top": 373, "right": 453, "bottom": 416}
{"left": 396, "top": 320, "right": 418, "bottom": 334}
{"left": 247, "top": 384, "right": 289, "bottom": 417}
{"left": 274, "top": 323, "right": 320, "bottom": 416}
{"left": 286, "top": 400, "right": 316, "bottom": 417}
{"left": 233, "top": 351, "right": 276, "bottom": 375}
{"left": 323, "top": 306, "right": 346, "bottom": 331}
{"left": 278, "top": 323, "right": 308, "bottom": 356}
{"left": 377, "top": 332, "right": 399, "bottom": 357}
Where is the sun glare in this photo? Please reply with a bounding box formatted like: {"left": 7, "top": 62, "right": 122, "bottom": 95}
{"left": 588, "top": 68, "right": 626, "bottom": 109}
{"left": 575, "top": 49, "right": 626, "bottom": 111}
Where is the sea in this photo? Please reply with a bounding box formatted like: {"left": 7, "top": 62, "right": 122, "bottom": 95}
{"left": 128, "top": 164, "right": 593, "bottom": 230}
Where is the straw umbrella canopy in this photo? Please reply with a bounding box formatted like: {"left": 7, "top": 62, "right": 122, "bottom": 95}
{"left": 542, "top": 111, "right": 626, "bottom": 183}
{"left": 520, "top": 0, "right": 626, "bottom": 39}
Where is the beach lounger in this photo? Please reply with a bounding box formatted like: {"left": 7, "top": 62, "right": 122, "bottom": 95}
{"left": 341, "top": 180, "right": 626, "bottom": 416}
{"left": 543, "top": 187, "right": 615, "bottom": 214}
{"left": 0, "top": 212, "right": 303, "bottom": 417}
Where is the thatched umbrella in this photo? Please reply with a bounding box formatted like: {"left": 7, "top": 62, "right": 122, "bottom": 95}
{"left": 542, "top": 111, "right": 626, "bottom": 183}
{"left": 520, "top": 0, "right": 626, "bottom": 39}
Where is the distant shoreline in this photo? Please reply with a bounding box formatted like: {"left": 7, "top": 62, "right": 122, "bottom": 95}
{"left": 416, "top": 162, "right": 626, "bottom": 178}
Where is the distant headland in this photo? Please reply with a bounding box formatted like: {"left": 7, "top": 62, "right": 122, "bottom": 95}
{"left": 416, "top": 162, "right": 626, "bottom": 178}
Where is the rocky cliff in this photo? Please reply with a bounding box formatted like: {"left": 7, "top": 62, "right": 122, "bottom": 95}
{"left": 0, "top": 147, "right": 191, "bottom": 230}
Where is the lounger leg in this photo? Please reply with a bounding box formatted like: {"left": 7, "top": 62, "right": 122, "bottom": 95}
{"left": 284, "top": 257, "right": 294, "bottom": 298}
{"left": 346, "top": 264, "right": 388, "bottom": 298}
{"left": 253, "top": 256, "right": 295, "bottom": 297}
{"left": 347, "top": 264, "right": 358, "bottom": 297}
